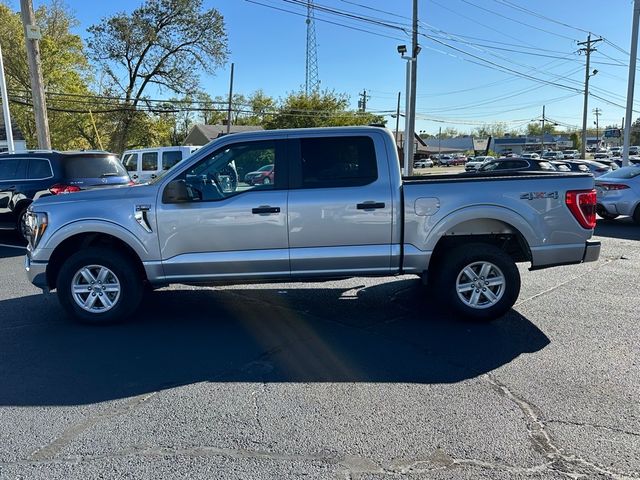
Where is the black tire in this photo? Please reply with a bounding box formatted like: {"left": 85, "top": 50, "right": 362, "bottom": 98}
{"left": 16, "top": 206, "right": 29, "bottom": 242}
{"left": 633, "top": 204, "right": 640, "bottom": 225}
{"left": 596, "top": 204, "right": 618, "bottom": 221}
{"left": 56, "top": 247, "right": 143, "bottom": 324}
{"left": 432, "top": 243, "right": 520, "bottom": 321}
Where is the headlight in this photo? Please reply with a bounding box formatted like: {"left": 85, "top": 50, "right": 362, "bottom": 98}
{"left": 26, "top": 211, "right": 48, "bottom": 248}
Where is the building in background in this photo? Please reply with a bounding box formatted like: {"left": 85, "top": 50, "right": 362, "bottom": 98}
{"left": 0, "top": 118, "right": 27, "bottom": 152}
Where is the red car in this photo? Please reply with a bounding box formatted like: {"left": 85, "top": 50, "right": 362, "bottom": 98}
{"left": 244, "top": 164, "right": 274, "bottom": 185}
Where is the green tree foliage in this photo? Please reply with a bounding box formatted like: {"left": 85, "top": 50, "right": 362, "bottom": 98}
{"left": 569, "top": 132, "right": 581, "bottom": 152}
{"left": 473, "top": 122, "right": 508, "bottom": 138}
{"left": 263, "top": 90, "right": 384, "bottom": 130}
{"left": 86, "top": 0, "right": 229, "bottom": 152}
{"left": 526, "top": 122, "right": 557, "bottom": 136}
{"left": 630, "top": 118, "right": 640, "bottom": 145}
{"left": 0, "top": 1, "right": 96, "bottom": 149}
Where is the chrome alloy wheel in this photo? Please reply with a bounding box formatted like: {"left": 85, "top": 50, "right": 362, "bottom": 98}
{"left": 456, "top": 261, "right": 505, "bottom": 309}
{"left": 71, "top": 265, "right": 121, "bottom": 313}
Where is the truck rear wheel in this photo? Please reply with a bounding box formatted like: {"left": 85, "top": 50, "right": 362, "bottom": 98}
{"left": 432, "top": 243, "right": 520, "bottom": 321}
{"left": 56, "top": 247, "right": 143, "bottom": 324}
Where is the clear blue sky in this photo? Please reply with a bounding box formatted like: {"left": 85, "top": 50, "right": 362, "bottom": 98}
{"left": 21, "top": 0, "right": 640, "bottom": 135}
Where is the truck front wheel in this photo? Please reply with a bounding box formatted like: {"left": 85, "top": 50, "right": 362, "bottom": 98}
{"left": 432, "top": 243, "right": 520, "bottom": 321}
{"left": 56, "top": 247, "right": 143, "bottom": 324}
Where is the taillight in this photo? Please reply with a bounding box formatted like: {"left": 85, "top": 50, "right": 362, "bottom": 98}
{"left": 565, "top": 189, "right": 597, "bottom": 229}
{"left": 598, "top": 183, "right": 630, "bottom": 191}
{"left": 49, "top": 184, "right": 81, "bottom": 195}
{"left": 128, "top": 180, "right": 135, "bottom": 186}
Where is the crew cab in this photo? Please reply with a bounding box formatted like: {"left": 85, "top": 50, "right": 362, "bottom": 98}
{"left": 24, "top": 127, "right": 600, "bottom": 324}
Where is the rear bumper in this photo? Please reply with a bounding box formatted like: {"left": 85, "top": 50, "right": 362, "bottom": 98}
{"left": 529, "top": 240, "right": 600, "bottom": 270}
{"left": 25, "top": 253, "right": 49, "bottom": 291}
{"left": 582, "top": 240, "right": 601, "bottom": 263}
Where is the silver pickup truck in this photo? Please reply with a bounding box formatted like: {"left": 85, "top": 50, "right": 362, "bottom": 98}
{"left": 24, "top": 126, "right": 600, "bottom": 324}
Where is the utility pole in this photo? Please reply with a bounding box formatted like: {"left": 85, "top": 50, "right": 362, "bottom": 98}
{"left": 438, "top": 126, "right": 441, "bottom": 157}
{"left": 402, "top": 0, "right": 419, "bottom": 176}
{"left": 593, "top": 107, "right": 602, "bottom": 148}
{"left": 394, "top": 91, "right": 401, "bottom": 151}
{"left": 578, "top": 34, "right": 602, "bottom": 159}
{"left": 623, "top": 0, "right": 640, "bottom": 167}
{"left": 20, "top": 0, "right": 50, "bottom": 149}
{"left": 541, "top": 105, "right": 546, "bottom": 152}
{"left": 226, "top": 63, "right": 234, "bottom": 135}
{"left": 0, "top": 44, "right": 15, "bottom": 153}
{"left": 358, "top": 89, "right": 369, "bottom": 112}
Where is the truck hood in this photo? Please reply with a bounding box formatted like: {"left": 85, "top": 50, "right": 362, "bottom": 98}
{"left": 32, "top": 183, "right": 156, "bottom": 209}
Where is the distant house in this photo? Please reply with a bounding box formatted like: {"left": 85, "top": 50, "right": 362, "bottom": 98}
{"left": 394, "top": 131, "right": 459, "bottom": 159}
{"left": 0, "top": 117, "right": 27, "bottom": 152}
{"left": 183, "top": 124, "right": 264, "bottom": 146}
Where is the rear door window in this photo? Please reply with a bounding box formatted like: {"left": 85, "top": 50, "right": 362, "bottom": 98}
{"left": 296, "top": 136, "right": 377, "bottom": 188}
{"left": 27, "top": 159, "right": 53, "bottom": 179}
{"left": 0, "top": 159, "right": 28, "bottom": 180}
{"left": 142, "top": 152, "right": 158, "bottom": 171}
{"left": 162, "top": 151, "right": 182, "bottom": 170}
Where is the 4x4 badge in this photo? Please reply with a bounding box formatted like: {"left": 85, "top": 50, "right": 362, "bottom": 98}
{"left": 520, "top": 191, "right": 559, "bottom": 200}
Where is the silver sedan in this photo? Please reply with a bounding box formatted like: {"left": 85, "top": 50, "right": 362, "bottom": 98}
{"left": 595, "top": 166, "right": 640, "bottom": 222}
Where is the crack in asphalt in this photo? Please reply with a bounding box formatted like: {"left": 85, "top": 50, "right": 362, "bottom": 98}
{"left": 483, "top": 374, "right": 640, "bottom": 480}
{"left": 251, "top": 382, "right": 267, "bottom": 445}
{"left": 546, "top": 419, "right": 640, "bottom": 438}
{"left": 515, "top": 257, "right": 620, "bottom": 307}
{"left": 27, "top": 392, "right": 157, "bottom": 462}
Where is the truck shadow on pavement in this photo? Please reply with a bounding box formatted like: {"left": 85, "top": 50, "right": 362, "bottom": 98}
{"left": 0, "top": 279, "right": 549, "bottom": 406}
{"left": 595, "top": 217, "right": 640, "bottom": 241}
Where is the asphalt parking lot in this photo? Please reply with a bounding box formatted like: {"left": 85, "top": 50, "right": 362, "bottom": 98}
{"left": 0, "top": 220, "right": 638, "bottom": 480}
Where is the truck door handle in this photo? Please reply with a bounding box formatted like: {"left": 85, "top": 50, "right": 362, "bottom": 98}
{"left": 357, "top": 202, "right": 385, "bottom": 210}
{"left": 252, "top": 206, "right": 281, "bottom": 214}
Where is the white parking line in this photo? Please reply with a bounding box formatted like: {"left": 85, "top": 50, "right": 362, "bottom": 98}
{"left": 0, "top": 243, "right": 26, "bottom": 250}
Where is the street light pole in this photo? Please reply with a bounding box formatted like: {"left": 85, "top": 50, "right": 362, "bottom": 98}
{"left": 0, "top": 44, "right": 15, "bottom": 153}
{"left": 623, "top": 0, "right": 640, "bottom": 167}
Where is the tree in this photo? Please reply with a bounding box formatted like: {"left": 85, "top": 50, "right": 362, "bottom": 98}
{"left": 263, "top": 90, "right": 384, "bottom": 130}
{"left": 87, "top": 0, "right": 229, "bottom": 152}
{"left": 526, "top": 122, "right": 556, "bottom": 136}
{"left": 569, "top": 132, "right": 581, "bottom": 152}
{"left": 473, "top": 122, "right": 508, "bottom": 138}
{"left": 630, "top": 118, "right": 640, "bottom": 145}
{"left": 0, "top": 1, "right": 97, "bottom": 149}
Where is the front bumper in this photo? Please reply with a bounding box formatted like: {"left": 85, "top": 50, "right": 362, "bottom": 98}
{"left": 25, "top": 253, "right": 49, "bottom": 291}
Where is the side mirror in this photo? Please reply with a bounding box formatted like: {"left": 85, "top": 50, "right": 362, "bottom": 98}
{"left": 162, "top": 179, "right": 190, "bottom": 203}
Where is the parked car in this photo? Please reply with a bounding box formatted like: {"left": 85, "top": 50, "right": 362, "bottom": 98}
{"left": 477, "top": 158, "right": 558, "bottom": 173}
{"left": 244, "top": 164, "right": 275, "bottom": 184}
{"left": 541, "top": 151, "right": 565, "bottom": 161}
{"left": 24, "top": 126, "right": 599, "bottom": 324}
{"left": 562, "top": 150, "right": 579, "bottom": 159}
{"left": 521, "top": 152, "right": 541, "bottom": 160}
{"left": 550, "top": 161, "right": 571, "bottom": 172}
{"left": 437, "top": 154, "right": 454, "bottom": 166}
{"left": 414, "top": 158, "right": 434, "bottom": 168}
{"left": 593, "top": 151, "right": 611, "bottom": 160}
{"left": 609, "top": 147, "right": 622, "bottom": 157}
{"left": 1, "top": 151, "right": 130, "bottom": 240}
{"left": 464, "top": 155, "right": 494, "bottom": 171}
{"left": 564, "top": 160, "right": 611, "bottom": 177}
{"left": 591, "top": 158, "right": 619, "bottom": 170}
{"left": 595, "top": 166, "right": 640, "bottom": 222}
{"left": 121, "top": 146, "right": 201, "bottom": 183}
{"left": 628, "top": 146, "right": 640, "bottom": 156}
{"left": 552, "top": 161, "right": 590, "bottom": 174}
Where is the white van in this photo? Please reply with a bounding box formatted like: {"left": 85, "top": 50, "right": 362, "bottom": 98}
{"left": 121, "top": 146, "right": 201, "bottom": 183}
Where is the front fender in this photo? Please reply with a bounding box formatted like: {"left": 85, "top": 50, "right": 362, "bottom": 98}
{"left": 35, "top": 220, "right": 151, "bottom": 262}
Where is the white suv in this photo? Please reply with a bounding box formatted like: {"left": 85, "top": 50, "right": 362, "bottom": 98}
{"left": 121, "top": 146, "right": 201, "bottom": 183}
